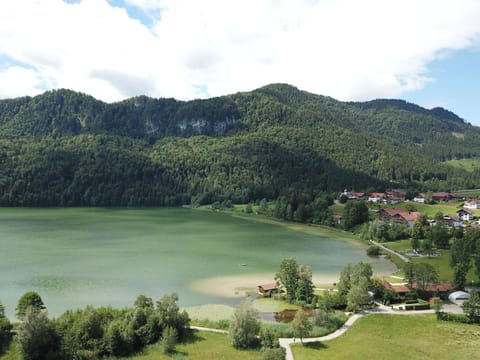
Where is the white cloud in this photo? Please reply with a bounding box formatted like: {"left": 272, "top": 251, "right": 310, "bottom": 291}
{"left": 0, "top": 0, "right": 479, "bottom": 102}
{"left": 0, "top": 66, "right": 43, "bottom": 98}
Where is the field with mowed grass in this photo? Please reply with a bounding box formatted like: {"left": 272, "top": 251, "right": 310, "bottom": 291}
{"left": 445, "top": 158, "right": 480, "bottom": 173}
{"left": 123, "top": 331, "right": 263, "bottom": 360}
{"left": 291, "top": 314, "right": 480, "bottom": 360}
{"left": 0, "top": 331, "right": 263, "bottom": 360}
{"left": 382, "top": 239, "right": 477, "bottom": 283}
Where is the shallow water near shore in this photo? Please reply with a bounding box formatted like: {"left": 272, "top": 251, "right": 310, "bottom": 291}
{"left": 0, "top": 207, "right": 395, "bottom": 319}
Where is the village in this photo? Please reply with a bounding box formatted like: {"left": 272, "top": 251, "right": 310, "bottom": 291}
{"left": 340, "top": 189, "right": 480, "bottom": 229}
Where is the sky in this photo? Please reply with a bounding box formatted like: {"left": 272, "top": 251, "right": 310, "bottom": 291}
{"left": 0, "top": 0, "right": 479, "bottom": 124}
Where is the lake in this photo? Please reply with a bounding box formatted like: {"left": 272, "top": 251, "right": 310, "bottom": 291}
{"left": 0, "top": 207, "right": 394, "bottom": 319}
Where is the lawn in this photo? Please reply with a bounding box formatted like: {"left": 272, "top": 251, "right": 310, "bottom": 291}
{"left": 291, "top": 314, "right": 480, "bottom": 360}
{"left": 444, "top": 158, "right": 480, "bottom": 173}
{"left": 382, "top": 240, "right": 477, "bottom": 283}
{"left": 124, "top": 331, "right": 263, "bottom": 360}
{"left": 0, "top": 331, "right": 263, "bottom": 360}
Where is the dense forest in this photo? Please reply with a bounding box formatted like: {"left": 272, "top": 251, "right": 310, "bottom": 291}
{"left": 0, "top": 83, "right": 479, "bottom": 207}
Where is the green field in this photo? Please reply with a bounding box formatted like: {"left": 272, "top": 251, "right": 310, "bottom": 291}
{"left": 0, "top": 331, "right": 263, "bottom": 360}
{"left": 126, "top": 331, "right": 263, "bottom": 360}
{"left": 445, "top": 158, "right": 480, "bottom": 173}
{"left": 382, "top": 239, "right": 476, "bottom": 282}
{"left": 292, "top": 314, "right": 480, "bottom": 360}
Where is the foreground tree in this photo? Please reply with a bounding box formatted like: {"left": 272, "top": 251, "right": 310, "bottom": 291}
{"left": 295, "top": 264, "right": 314, "bottom": 304}
{"left": 275, "top": 258, "right": 299, "bottom": 303}
{"left": 229, "top": 299, "right": 260, "bottom": 349}
{"left": 404, "top": 262, "right": 439, "bottom": 291}
{"left": 347, "top": 277, "right": 371, "bottom": 312}
{"left": 0, "top": 303, "right": 12, "bottom": 352}
{"left": 342, "top": 201, "right": 369, "bottom": 230}
{"left": 291, "top": 309, "right": 312, "bottom": 343}
{"left": 450, "top": 237, "right": 473, "bottom": 290}
{"left": 16, "top": 292, "right": 45, "bottom": 319}
{"left": 16, "top": 307, "right": 58, "bottom": 360}
{"left": 462, "top": 290, "right": 480, "bottom": 323}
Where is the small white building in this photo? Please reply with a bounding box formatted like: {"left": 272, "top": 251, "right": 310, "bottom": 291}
{"left": 448, "top": 290, "right": 470, "bottom": 302}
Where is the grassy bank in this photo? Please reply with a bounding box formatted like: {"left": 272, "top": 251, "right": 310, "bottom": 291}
{"left": 292, "top": 314, "right": 480, "bottom": 360}
{"left": 127, "top": 331, "right": 263, "bottom": 360}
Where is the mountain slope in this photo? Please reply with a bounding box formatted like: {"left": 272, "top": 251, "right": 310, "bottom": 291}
{"left": 0, "top": 84, "right": 479, "bottom": 206}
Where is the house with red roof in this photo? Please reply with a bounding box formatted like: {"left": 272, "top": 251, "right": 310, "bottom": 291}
{"left": 378, "top": 208, "right": 421, "bottom": 227}
{"left": 258, "top": 283, "right": 279, "bottom": 296}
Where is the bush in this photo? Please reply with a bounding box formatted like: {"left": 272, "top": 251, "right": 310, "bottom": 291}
{"left": 404, "top": 304, "right": 430, "bottom": 311}
{"left": 229, "top": 300, "right": 261, "bottom": 349}
{"left": 436, "top": 311, "right": 471, "bottom": 324}
{"left": 263, "top": 347, "right": 286, "bottom": 360}
{"left": 366, "top": 245, "right": 381, "bottom": 256}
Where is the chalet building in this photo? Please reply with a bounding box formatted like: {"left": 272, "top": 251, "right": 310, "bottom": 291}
{"left": 431, "top": 192, "right": 454, "bottom": 202}
{"left": 382, "top": 281, "right": 410, "bottom": 296}
{"left": 457, "top": 208, "right": 474, "bottom": 221}
{"left": 378, "top": 208, "right": 421, "bottom": 228}
{"left": 258, "top": 283, "right": 279, "bottom": 296}
{"left": 464, "top": 198, "right": 480, "bottom": 209}
{"left": 442, "top": 215, "right": 464, "bottom": 228}
{"left": 368, "top": 192, "right": 385, "bottom": 203}
{"left": 351, "top": 192, "right": 366, "bottom": 200}
{"left": 382, "top": 281, "right": 453, "bottom": 299}
{"left": 412, "top": 282, "right": 453, "bottom": 298}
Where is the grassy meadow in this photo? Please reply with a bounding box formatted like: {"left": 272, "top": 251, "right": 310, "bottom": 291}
{"left": 292, "top": 314, "right": 480, "bottom": 360}
{"left": 0, "top": 331, "right": 263, "bottom": 360}
{"left": 445, "top": 158, "right": 480, "bottom": 173}
{"left": 124, "top": 331, "right": 263, "bottom": 360}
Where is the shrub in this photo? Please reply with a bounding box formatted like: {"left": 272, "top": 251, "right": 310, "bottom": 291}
{"left": 366, "top": 245, "right": 381, "bottom": 256}
{"left": 263, "top": 347, "right": 286, "bottom": 360}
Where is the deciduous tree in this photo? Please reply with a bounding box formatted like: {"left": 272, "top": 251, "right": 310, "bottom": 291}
{"left": 229, "top": 299, "right": 260, "bottom": 349}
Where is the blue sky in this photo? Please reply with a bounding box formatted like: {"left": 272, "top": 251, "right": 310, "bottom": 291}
{"left": 1, "top": 0, "right": 480, "bottom": 124}
{"left": 405, "top": 49, "right": 480, "bottom": 125}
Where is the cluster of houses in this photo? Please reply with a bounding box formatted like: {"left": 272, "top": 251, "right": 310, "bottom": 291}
{"left": 341, "top": 189, "right": 480, "bottom": 229}
{"left": 341, "top": 189, "right": 461, "bottom": 204}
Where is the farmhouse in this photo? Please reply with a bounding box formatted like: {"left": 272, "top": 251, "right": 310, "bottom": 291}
{"left": 382, "top": 281, "right": 410, "bottom": 296}
{"left": 382, "top": 281, "right": 454, "bottom": 299}
{"left": 378, "top": 208, "right": 421, "bottom": 227}
{"left": 464, "top": 198, "right": 480, "bottom": 209}
{"left": 431, "top": 192, "right": 454, "bottom": 202}
{"left": 368, "top": 192, "right": 386, "bottom": 203}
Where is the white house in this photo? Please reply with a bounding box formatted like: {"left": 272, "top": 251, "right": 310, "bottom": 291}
{"left": 413, "top": 196, "right": 425, "bottom": 203}
{"left": 457, "top": 208, "right": 474, "bottom": 221}
{"left": 464, "top": 198, "right": 480, "bottom": 209}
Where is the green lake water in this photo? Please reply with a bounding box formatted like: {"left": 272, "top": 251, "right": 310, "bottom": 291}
{"left": 0, "top": 208, "right": 394, "bottom": 319}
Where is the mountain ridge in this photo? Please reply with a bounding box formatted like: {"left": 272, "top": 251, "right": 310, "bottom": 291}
{"left": 0, "top": 84, "right": 479, "bottom": 207}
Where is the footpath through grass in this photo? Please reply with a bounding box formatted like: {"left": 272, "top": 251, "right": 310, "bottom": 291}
{"left": 292, "top": 314, "right": 480, "bottom": 360}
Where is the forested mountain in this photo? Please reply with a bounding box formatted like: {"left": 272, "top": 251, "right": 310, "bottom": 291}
{"left": 0, "top": 84, "right": 479, "bottom": 206}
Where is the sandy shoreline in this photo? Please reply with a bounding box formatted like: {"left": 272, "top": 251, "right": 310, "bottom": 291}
{"left": 189, "top": 273, "right": 340, "bottom": 298}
